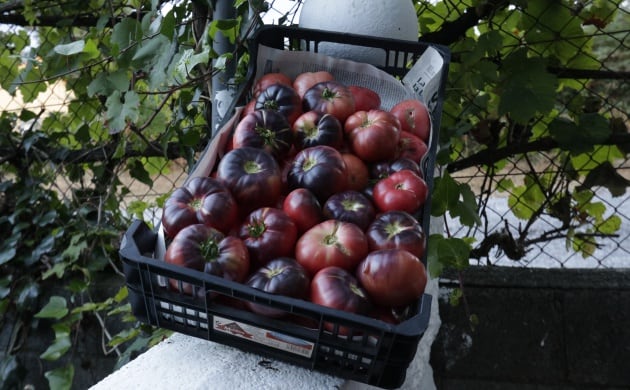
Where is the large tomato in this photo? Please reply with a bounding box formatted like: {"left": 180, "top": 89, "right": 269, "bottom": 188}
{"left": 366, "top": 210, "right": 426, "bottom": 259}
{"left": 341, "top": 153, "right": 369, "bottom": 192}
{"left": 292, "top": 111, "right": 344, "bottom": 151}
{"left": 286, "top": 145, "right": 347, "bottom": 202}
{"left": 390, "top": 99, "right": 431, "bottom": 143}
{"left": 252, "top": 72, "right": 293, "bottom": 98}
{"left": 161, "top": 176, "right": 239, "bottom": 239}
{"left": 372, "top": 169, "right": 428, "bottom": 214}
{"left": 295, "top": 219, "right": 368, "bottom": 276}
{"left": 323, "top": 190, "right": 376, "bottom": 231}
{"left": 164, "top": 224, "right": 250, "bottom": 296}
{"left": 237, "top": 207, "right": 298, "bottom": 268}
{"left": 348, "top": 85, "right": 381, "bottom": 111}
{"left": 293, "top": 71, "right": 335, "bottom": 98}
{"left": 356, "top": 248, "right": 427, "bottom": 307}
{"left": 344, "top": 109, "right": 401, "bottom": 163}
{"left": 254, "top": 83, "right": 302, "bottom": 125}
{"left": 282, "top": 188, "right": 324, "bottom": 235}
{"left": 302, "top": 81, "right": 355, "bottom": 123}
{"left": 216, "top": 147, "right": 283, "bottom": 216}
{"left": 232, "top": 109, "right": 294, "bottom": 160}
{"left": 245, "top": 257, "right": 311, "bottom": 318}
{"left": 310, "top": 266, "right": 372, "bottom": 334}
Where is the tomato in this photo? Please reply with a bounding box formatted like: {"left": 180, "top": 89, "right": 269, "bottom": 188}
{"left": 344, "top": 109, "right": 401, "bottom": 163}
{"left": 282, "top": 188, "right": 324, "bottom": 235}
{"left": 216, "top": 147, "right": 283, "bottom": 217}
{"left": 341, "top": 153, "right": 369, "bottom": 192}
{"left": 254, "top": 83, "right": 303, "bottom": 125}
{"left": 366, "top": 210, "right": 426, "bottom": 259}
{"left": 323, "top": 190, "right": 376, "bottom": 231}
{"left": 390, "top": 99, "right": 431, "bottom": 143}
{"left": 286, "top": 145, "right": 347, "bottom": 202}
{"left": 369, "top": 157, "right": 422, "bottom": 183}
{"left": 396, "top": 131, "right": 428, "bottom": 164}
{"left": 356, "top": 248, "right": 427, "bottom": 307}
{"left": 348, "top": 85, "right": 381, "bottom": 111}
{"left": 302, "top": 81, "right": 356, "bottom": 123}
{"left": 161, "top": 176, "right": 239, "bottom": 239}
{"left": 252, "top": 72, "right": 293, "bottom": 98}
{"left": 245, "top": 257, "right": 311, "bottom": 318}
{"left": 372, "top": 169, "right": 428, "bottom": 214}
{"left": 164, "top": 224, "right": 250, "bottom": 295}
{"left": 237, "top": 207, "right": 298, "bottom": 269}
{"left": 295, "top": 219, "right": 368, "bottom": 276}
{"left": 310, "top": 266, "right": 372, "bottom": 334}
{"left": 232, "top": 109, "right": 294, "bottom": 160}
{"left": 293, "top": 71, "right": 335, "bottom": 98}
{"left": 292, "top": 111, "right": 344, "bottom": 151}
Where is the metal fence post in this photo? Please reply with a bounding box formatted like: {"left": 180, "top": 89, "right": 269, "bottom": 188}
{"left": 211, "top": 0, "right": 237, "bottom": 134}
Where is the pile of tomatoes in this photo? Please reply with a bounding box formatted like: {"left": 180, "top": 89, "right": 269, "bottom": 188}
{"left": 160, "top": 70, "right": 433, "bottom": 327}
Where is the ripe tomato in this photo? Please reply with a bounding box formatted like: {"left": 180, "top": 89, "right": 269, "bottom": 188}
{"left": 356, "top": 248, "right": 427, "bottom": 307}
{"left": 164, "top": 224, "right": 250, "bottom": 295}
{"left": 161, "top": 176, "right": 239, "bottom": 239}
{"left": 252, "top": 72, "right": 293, "bottom": 98}
{"left": 216, "top": 147, "right": 283, "bottom": 217}
{"left": 254, "top": 83, "right": 302, "bottom": 125}
{"left": 390, "top": 99, "right": 431, "bottom": 143}
{"left": 282, "top": 188, "right": 324, "bottom": 235}
{"left": 232, "top": 109, "right": 294, "bottom": 160}
{"left": 302, "top": 81, "right": 356, "bottom": 123}
{"left": 348, "top": 85, "right": 381, "bottom": 111}
{"left": 245, "top": 257, "right": 311, "bottom": 318}
{"left": 369, "top": 157, "right": 422, "bottom": 183}
{"left": 292, "top": 111, "right": 344, "bottom": 151}
{"left": 237, "top": 207, "right": 298, "bottom": 269}
{"left": 310, "top": 266, "right": 372, "bottom": 334}
{"left": 286, "top": 145, "right": 347, "bottom": 202}
{"left": 344, "top": 109, "right": 401, "bottom": 163}
{"left": 323, "top": 190, "right": 376, "bottom": 231}
{"left": 295, "top": 219, "right": 368, "bottom": 276}
{"left": 293, "top": 70, "right": 335, "bottom": 98}
{"left": 396, "top": 131, "right": 428, "bottom": 164}
{"left": 372, "top": 169, "right": 428, "bottom": 214}
{"left": 366, "top": 210, "right": 426, "bottom": 259}
{"left": 341, "top": 153, "right": 369, "bottom": 192}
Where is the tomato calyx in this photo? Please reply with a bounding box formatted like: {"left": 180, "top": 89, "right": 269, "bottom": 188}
{"left": 321, "top": 87, "right": 338, "bottom": 101}
{"left": 254, "top": 125, "right": 277, "bottom": 146}
{"left": 199, "top": 238, "right": 220, "bottom": 261}
{"left": 242, "top": 160, "right": 262, "bottom": 174}
{"left": 190, "top": 198, "right": 202, "bottom": 211}
{"left": 302, "top": 156, "right": 318, "bottom": 171}
{"left": 247, "top": 219, "right": 267, "bottom": 238}
{"left": 384, "top": 221, "right": 408, "bottom": 239}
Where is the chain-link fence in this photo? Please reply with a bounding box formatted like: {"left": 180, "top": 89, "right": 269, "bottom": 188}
{"left": 1, "top": 0, "right": 629, "bottom": 270}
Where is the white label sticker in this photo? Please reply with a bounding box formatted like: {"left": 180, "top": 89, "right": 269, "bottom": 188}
{"left": 213, "top": 316, "right": 315, "bottom": 358}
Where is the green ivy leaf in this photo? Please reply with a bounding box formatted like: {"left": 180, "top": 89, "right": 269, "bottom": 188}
{"left": 105, "top": 90, "right": 140, "bottom": 133}
{"left": 35, "top": 296, "right": 68, "bottom": 320}
{"left": 209, "top": 18, "right": 239, "bottom": 44}
{"left": 87, "top": 70, "right": 129, "bottom": 97}
{"left": 598, "top": 215, "right": 621, "bottom": 235}
{"left": 44, "top": 364, "right": 74, "bottom": 390}
{"left": 427, "top": 234, "right": 471, "bottom": 277}
{"left": 40, "top": 324, "right": 72, "bottom": 361}
{"left": 53, "top": 40, "right": 85, "bottom": 56}
{"left": 128, "top": 159, "right": 153, "bottom": 187}
{"left": 498, "top": 48, "right": 557, "bottom": 124}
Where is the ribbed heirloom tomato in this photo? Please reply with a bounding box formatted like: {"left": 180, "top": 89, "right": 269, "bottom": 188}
{"left": 372, "top": 169, "right": 428, "bottom": 214}
{"left": 344, "top": 109, "right": 401, "bottom": 163}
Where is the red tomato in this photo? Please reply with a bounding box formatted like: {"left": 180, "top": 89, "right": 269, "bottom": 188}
{"left": 164, "top": 224, "right": 250, "bottom": 295}
{"left": 254, "top": 83, "right": 303, "bottom": 125}
{"left": 310, "top": 266, "right": 372, "bottom": 334}
{"left": 286, "top": 145, "right": 347, "bottom": 203}
{"left": 344, "top": 109, "right": 401, "bottom": 163}
{"left": 348, "top": 85, "right": 381, "bottom": 111}
{"left": 161, "top": 176, "right": 239, "bottom": 239}
{"left": 372, "top": 169, "right": 428, "bottom": 214}
{"left": 366, "top": 210, "right": 426, "bottom": 259}
{"left": 295, "top": 219, "right": 368, "bottom": 276}
{"left": 216, "top": 147, "right": 283, "bottom": 217}
{"left": 237, "top": 207, "right": 298, "bottom": 269}
{"left": 302, "top": 81, "right": 356, "bottom": 123}
{"left": 341, "top": 153, "right": 369, "bottom": 192}
{"left": 292, "top": 111, "right": 344, "bottom": 151}
{"left": 356, "top": 248, "right": 427, "bottom": 307}
{"left": 232, "top": 109, "right": 294, "bottom": 160}
{"left": 282, "top": 188, "right": 324, "bottom": 235}
{"left": 390, "top": 99, "right": 431, "bottom": 143}
{"left": 396, "top": 131, "right": 428, "bottom": 164}
{"left": 245, "top": 257, "right": 311, "bottom": 318}
{"left": 252, "top": 72, "right": 293, "bottom": 97}
{"left": 293, "top": 71, "right": 335, "bottom": 98}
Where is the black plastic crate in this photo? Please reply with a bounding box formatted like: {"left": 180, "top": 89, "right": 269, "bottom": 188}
{"left": 120, "top": 25, "right": 450, "bottom": 389}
